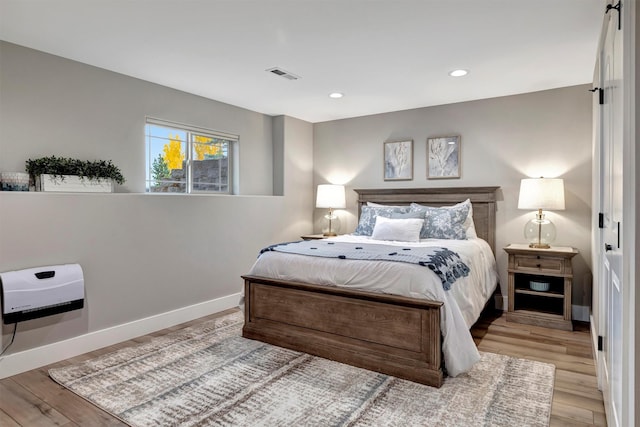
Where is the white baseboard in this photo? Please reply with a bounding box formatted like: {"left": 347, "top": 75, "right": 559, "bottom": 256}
{"left": 0, "top": 292, "right": 242, "bottom": 379}
{"left": 494, "top": 293, "right": 505, "bottom": 311}
{"left": 572, "top": 305, "right": 590, "bottom": 322}
{"left": 499, "top": 295, "right": 507, "bottom": 311}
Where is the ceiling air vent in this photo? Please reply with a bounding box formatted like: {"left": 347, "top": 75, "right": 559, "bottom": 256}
{"left": 266, "top": 67, "right": 300, "bottom": 81}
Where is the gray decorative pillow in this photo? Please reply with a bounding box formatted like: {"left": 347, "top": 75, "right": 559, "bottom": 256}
{"left": 353, "top": 205, "right": 410, "bottom": 236}
{"left": 409, "top": 202, "right": 470, "bottom": 240}
{"left": 390, "top": 211, "right": 425, "bottom": 220}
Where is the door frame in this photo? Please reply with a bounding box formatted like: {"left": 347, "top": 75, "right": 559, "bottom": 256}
{"left": 620, "top": 1, "right": 637, "bottom": 425}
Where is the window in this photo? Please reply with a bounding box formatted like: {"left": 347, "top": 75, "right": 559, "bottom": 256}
{"left": 145, "top": 118, "right": 237, "bottom": 194}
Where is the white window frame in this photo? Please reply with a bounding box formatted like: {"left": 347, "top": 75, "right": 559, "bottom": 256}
{"left": 145, "top": 117, "right": 237, "bottom": 194}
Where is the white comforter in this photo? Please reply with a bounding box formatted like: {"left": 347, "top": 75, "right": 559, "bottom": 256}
{"left": 248, "top": 235, "right": 498, "bottom": 377}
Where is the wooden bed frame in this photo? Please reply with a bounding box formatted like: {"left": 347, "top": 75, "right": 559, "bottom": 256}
{"left": 242, "top": 187, "right": 499, "bottom": 387}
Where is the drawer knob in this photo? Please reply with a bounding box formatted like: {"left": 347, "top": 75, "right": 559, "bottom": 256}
{"left": 536, "top": 264, "right": 541, "bottom": 268}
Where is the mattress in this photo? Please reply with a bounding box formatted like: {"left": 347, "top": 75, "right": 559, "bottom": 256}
{"left": 248, "top": 234, "right": 499, "bottom": 376}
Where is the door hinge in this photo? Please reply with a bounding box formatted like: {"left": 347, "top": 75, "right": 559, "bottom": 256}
{"left": 589, "top": 87, "right": 604, "bottom": 105}
{"left": 598, "top": 213, "right": 604, "bottom": 228}
{"left": 598, "top": 335, "right": 603, "bottom": 351}
{"left": 606, "top": 1, "right": 622, "bottom": 30}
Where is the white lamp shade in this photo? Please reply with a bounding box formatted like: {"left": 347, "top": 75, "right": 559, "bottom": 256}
{"left": 316, "top": 184, "right": 346, "bottom": 208}
{"left": 518, "top": 178, "right": 565, "bottom": 211}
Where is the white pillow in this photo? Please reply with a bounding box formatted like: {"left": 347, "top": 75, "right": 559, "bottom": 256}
{"left": 461, "top": 200, "right": 478, "bottom": 239}
{"left": 371, "top": 215, "right": 424, "bottom": 242}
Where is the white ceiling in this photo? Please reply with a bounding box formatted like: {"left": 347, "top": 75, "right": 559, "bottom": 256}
{"left": 0, "top": 0, "right": 604, "bottom": 123}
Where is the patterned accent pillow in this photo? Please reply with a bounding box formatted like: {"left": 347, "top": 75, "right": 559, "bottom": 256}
{"left": 409, "top": 202, "right": 470, "bottom": 240}
{"left": 353, "top": 205, "right": 410, "bottom": 236}
{"left": 389, "top": 211, "right": 425, "bottom": 220}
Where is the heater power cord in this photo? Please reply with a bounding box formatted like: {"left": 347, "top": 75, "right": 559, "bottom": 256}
{"left": 0, "top": 322, "right": 18, "bottom": 358}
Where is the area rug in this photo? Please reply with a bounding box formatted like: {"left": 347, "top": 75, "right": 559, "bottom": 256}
{"left": 49, "top": 311, "right": 555, "bottom": 426}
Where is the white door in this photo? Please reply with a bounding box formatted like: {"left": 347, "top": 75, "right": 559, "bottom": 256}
{"left": 597, "top": 7, "right": 623, "bottom": 427}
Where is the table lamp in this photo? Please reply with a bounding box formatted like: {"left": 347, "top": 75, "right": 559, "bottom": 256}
{"left": 316, "top": 184, "right": 346, "bottom": 236}
{"left": 517, "top": 178, "right": 565, "bottom": 249}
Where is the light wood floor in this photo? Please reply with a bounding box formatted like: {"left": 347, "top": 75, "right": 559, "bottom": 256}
{"left": 0, "top": 308, "right": 605, "bottom": 426}
{"left": 472, "top": 312, "right": 606, "bottom": 426}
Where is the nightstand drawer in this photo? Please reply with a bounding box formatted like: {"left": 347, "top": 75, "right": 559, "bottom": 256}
{"left": 514, "top": 256, "right": 563, "bottom": 273}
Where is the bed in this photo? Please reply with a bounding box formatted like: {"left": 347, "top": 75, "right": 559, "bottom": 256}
{"left": 242, "top": 186, "right": 499, "bottom": 387}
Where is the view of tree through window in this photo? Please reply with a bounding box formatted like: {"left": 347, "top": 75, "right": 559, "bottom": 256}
{"left": 145, "top": 119, "right": 236, "bottom": 193}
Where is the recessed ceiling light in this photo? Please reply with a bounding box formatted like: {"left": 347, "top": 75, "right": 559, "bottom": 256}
{"left": 329, "top": 92, "right": 344, "bottom": 98}
{"left": 448, "top": 69, "right": 468, "bottom": 77}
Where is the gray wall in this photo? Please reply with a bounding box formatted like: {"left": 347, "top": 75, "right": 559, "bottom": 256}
{"left": 313, "top": 86, "right": 593, "bottom": 311}
{"left": 0, "top": 40, "right": 594, "bottom": 362}
{"left": 0, "top": 41, "right": 274, "bottom": 196}
{"left": 0, "top": 42, "right": 313, "bottom": 356}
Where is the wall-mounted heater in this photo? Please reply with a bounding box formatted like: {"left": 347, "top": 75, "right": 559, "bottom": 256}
{"left": 1, "top": 264, "right": 84, "bottom": 324}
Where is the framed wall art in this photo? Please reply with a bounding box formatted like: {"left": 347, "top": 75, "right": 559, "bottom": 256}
{"left": 427, "top": 135, "right": 460, "bottom": 179}
{"left": 384, "top": 140, "right": 413, "bottom": 181}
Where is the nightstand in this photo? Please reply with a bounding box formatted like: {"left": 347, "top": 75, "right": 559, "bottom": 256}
{"left": 504, "top": 244, "right": 578, "bottom": 331}
{"left": 300, "top": 234, "right": 327, "bottom": 240}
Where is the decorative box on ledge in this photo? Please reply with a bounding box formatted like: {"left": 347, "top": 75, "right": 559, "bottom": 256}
{"left": 35, "top": 174, "right": 115, "bottom": 193}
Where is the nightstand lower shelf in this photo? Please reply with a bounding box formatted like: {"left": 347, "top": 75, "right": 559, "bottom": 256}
{"left": 506, "top": 310, "right": 573, "bottom": 331}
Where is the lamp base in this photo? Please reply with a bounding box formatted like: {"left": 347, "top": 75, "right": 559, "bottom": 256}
{"left": 524, "top": 210, "right": 556, "bottom": 250}
{"left": 528, "top": 242, "right": 551, "bottom": 249}
{"left": 322, "top": 212, "right": 341, "bottom": 237}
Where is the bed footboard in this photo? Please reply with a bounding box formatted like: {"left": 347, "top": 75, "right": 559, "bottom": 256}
{"left": 242, "top": 275, "right": 444, "bottom": 387}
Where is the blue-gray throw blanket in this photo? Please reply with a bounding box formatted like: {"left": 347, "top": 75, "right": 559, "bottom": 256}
{"left": 260, "top": 240, "right": 470, "bottom": 291}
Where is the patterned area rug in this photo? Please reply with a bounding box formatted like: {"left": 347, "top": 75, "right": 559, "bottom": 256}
{"left": 49, "top": 311, "right": 555, "bottom": 426}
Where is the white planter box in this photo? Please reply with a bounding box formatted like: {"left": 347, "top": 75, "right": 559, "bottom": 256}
{"left": 35, "top": 174, "right": 115, "bottom": 193}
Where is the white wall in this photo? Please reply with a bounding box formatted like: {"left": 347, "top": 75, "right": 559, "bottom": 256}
{"left": 0, "top": 42, "right": 314, "bottom": 376}
{"left": 313, "top": 86, "right": 593, "bottom": 313}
